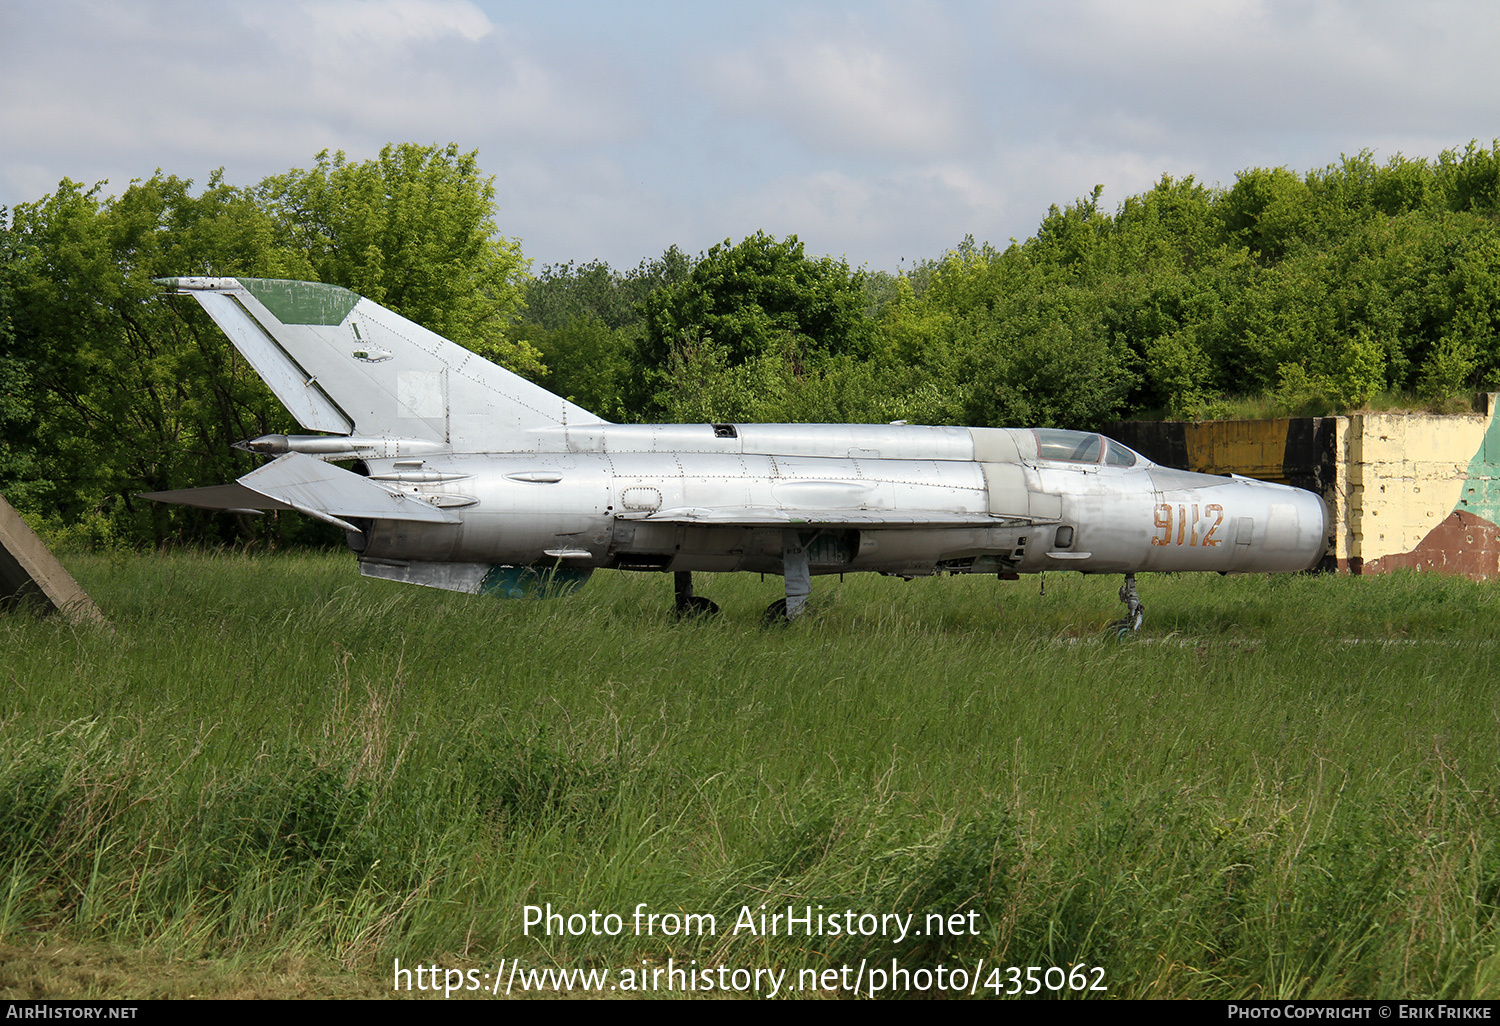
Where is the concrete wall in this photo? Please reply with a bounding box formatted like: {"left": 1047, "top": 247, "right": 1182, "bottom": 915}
{"left": 1108, "top": 396, "right": 1500, "bottom": 580}
{"left": 0, "top": 492, "right": 105, "bottom": 622}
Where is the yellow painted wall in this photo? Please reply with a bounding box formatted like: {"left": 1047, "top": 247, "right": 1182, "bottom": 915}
{"left": 1181, "top": 420, "right": 1296, "bottom": 483}
{"left": 1344, "top": 408, "right": 1493, "bottom": 567}
{"left": 1329, "top": 417, "right": 1353, "bottom": 568}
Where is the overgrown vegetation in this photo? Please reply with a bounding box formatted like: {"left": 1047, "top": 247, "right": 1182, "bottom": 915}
{"left": 522, "top": 145, "right": 1500, "bottom": 433}
{"left": 2, "top": 552, "right": 1499, "bottom": 998}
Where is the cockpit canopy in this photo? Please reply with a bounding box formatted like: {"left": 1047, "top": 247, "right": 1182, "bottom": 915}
{"left": 1032, "top": 429, "right": 1140, "bottom": 468}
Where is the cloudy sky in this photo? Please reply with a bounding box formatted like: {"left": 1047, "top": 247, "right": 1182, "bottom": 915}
{"left": 3, "top": 0, "right": 1499, "bottom": 272}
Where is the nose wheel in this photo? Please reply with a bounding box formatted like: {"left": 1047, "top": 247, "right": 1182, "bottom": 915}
{"left": 1108, "top": 573, "right": 1144, "bottom": 636}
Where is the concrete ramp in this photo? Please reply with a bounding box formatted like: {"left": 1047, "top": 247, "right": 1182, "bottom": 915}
{"left": 0, "top": 493, "right": 105, "bottom": 624}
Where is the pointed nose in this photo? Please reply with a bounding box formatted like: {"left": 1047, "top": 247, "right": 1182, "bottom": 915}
{"left": 1266, "top": 485, "right": 1329, "bottom": 570}
{"left": 1298, "top": 488, "right": 1329, "bottom": 569}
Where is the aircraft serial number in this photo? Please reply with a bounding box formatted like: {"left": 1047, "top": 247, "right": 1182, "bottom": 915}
{"left": 1151, "top": 502, "right": 1224, "bottom": 547}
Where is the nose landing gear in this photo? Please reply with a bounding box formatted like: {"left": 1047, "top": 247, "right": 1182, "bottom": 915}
{"left": 1108, "top": 573, "right": 1144, "bottom": 636}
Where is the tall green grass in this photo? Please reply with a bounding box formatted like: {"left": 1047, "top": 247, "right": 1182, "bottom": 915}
{"left": 2, "top": 551, "right": 1498, "bottom": 997}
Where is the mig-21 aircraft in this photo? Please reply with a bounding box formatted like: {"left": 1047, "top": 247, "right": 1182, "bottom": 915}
{"left": 146, "top": 277, "right": 1328, "bottom": 631}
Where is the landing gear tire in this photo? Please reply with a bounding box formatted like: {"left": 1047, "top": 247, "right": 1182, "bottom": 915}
{"left": 675, "top": 595, "right": 721, "bottom": 619}
{"left": 762, "top": 598, "right": 790, "bottom": 624}
{"left": 672, "top": 571, "right": 719, "bottom": 619}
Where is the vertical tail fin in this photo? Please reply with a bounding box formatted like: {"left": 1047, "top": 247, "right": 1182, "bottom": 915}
{"left": 157, "top": 277, "right": 605, "bottom": 450}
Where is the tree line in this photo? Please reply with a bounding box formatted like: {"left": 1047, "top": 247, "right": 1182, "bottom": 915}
{"left": 3, "top": 141, "right": 1500, "bottom": 547}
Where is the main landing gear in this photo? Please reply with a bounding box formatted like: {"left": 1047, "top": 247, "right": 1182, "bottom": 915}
{"left": 673, "top": 530, "right": 814, "bottom": 624}
{"left": 764, "top": 529, "right": 811, "bottom": 624}
{"left": 1107, "top": 573, "right": 1145, "bottom": 637}
{"left": 673, "top": 571, "right": 720, "bottom": 618}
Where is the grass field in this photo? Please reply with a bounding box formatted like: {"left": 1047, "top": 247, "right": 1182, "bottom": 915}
{"left": 2, "top": 550, "right": 1498, "bottom": 999}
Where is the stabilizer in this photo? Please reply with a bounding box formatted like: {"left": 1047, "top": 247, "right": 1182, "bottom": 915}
{"left": 142, "top": 452, "right": 459, "bottom": 531}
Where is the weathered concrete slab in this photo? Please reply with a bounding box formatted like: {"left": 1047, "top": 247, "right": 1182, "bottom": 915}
{"left": 0, "top": 493, "right": 106, "bottom": 623}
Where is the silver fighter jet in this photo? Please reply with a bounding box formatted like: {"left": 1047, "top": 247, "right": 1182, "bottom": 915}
{"left": 147, "top": 277, "right": 1328, "bottom": 630}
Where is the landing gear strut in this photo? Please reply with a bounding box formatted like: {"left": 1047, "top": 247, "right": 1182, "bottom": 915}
{"left": 1108, "top": 573, "right": 1145, "bottom": 636}
{"left": 764, "top": 529, "right": 811, "bottom": 623}
{"left": 673, "top": 571, "right": 720, "bottom": 618}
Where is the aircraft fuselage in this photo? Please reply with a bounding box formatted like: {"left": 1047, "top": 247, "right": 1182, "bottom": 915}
{"left": 345, "top": 422, "right": 1327, "bottom": 586}
{"left": 147, "top": 277, "right": 1329, "bottom": 624}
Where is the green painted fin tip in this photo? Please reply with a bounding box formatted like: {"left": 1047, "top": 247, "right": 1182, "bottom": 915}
{"left": 237, "top": 278, "right": 359, "bottom": 326}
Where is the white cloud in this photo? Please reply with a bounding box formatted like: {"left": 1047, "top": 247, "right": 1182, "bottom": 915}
{"left": 1010, "top": 0, "right": 1500, "bottom": 140}
{"left": 7, "top": 0, "right": 1500, "bottom": 272}
{"left": 0, "top": 0, "right": 638, "bottom": 208}
{"left": 290, "top": 0, "right": 495, "bottom": 51}
{"left": 701, "top": 162, "right": 1012, "bottom": 270}
{"left": 490, "top": 153, "right": 697, "bottom": 271}
{"left": 705, "top": 15, "right": 965, "bottom": 157}
{"left": 226, "top": 0, "right": 634, "bottom": 146}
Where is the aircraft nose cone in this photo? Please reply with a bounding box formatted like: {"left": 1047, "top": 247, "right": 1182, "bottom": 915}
{"left": 1251, "top": 481, "right": 1330, "bottom": 571}
{"left": 1308, "top": 489, "right": 1332, "bottom": 569}
{"left": 1296, "top": 488, "right": 1330, "bottom": 570}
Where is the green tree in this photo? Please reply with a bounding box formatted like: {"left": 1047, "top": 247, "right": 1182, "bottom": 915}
{"left": 1029, "top": 185, "right": 1110, "bottom": 269}
{"left": 1433, "top": 140, "right": 1500, "bottom": 216}
{"left": 525, "top": 313, "right": 634, "bottom": 420}
{"left": 640, "top": 233, "right": 874, "bottom": 376}
{"left": 888, "top": 223, "right": 1143, "bottom": 429}
{"left": 5, "top": 144, "right": 541, "bottom": 546}
{"left": 524, "top": 248, "right": 690, "bottom": 331}
{"left": 5, "top": 174, "right": 314, "bottom": 544}
{"left": 515, "top": 248, "right": 692, "bottom": 419}
{"left": 0, "top": 205, "right": 38, "bottom": 507}
{"left": 258, "top": 143, "right": 540, "bottom": 377}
